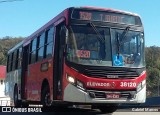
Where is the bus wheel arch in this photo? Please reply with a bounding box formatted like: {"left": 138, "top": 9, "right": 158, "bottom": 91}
{"left": 41, "top": 79, "right": 52, "bottom": 107}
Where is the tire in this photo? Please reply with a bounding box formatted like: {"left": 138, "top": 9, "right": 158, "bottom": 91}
{"left": 97, "top": 104, "right": 119, "bottom": 113}
{"left": 41, "top": 85, "right": 52, "bottom": 107}
{"left": 13, "top": 85, "right": 21, "bottom": 107}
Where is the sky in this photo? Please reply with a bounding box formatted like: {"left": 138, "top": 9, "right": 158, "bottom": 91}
{"left": 0, "top": 0, "right": 159, "bottom": 46}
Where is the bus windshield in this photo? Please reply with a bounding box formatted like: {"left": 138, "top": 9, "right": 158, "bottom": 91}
{"left": 111, "top": 29, "right": 145, "bottom": 67}
{"left": 66, "top": 25, "right": 112, "bottom": 66}
{"left": 66, "top": 25, "right": 145, "bottom": 67}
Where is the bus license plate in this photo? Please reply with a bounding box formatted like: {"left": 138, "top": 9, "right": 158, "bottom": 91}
{"left": 106, "top": 93, "right": 120, "bottom": 99}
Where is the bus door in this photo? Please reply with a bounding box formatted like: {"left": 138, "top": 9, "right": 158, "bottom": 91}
{"left": 21, "top": 44, "right": 30, "bottom": 100}
{"left": 53, "top": 22, "right": 66, "bottom": 100}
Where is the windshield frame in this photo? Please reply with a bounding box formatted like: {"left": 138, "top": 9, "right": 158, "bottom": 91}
{"left": 65, "top": 24, "right": 145, "bottom": 68}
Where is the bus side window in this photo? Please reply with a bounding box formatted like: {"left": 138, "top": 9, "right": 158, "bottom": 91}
{"left": 12, "top": 52, "right": 15, "bottom": 71}
{"left": 37, "top": 32, "right": 45, "bottom": 62}
{"left": 30, "top": 38, "right": 37, "bottom": 64}
{"left": 10, "top": 53, "right": 14, "bottom": 71}
{"left": 12, "top": 49, "right": 18, "bottom": 70}
{"left": 7, "top": 55, "right": 10, "bottom": 72}
{"left": 44, "top": 26, "right": 54, "bottom": 59}
{"left": 18, "top": 47, "right": 22, "bottom": 68}
{"left": 8, "top": 54, "right": 12, "bottom": 72}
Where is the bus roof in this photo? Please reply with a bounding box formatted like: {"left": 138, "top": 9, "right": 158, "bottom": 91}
{"left": 0, "top": 66, "right": 6, "bottom": 79}
{"left": 76, "top": 6, "right": 140, "bottom": 16}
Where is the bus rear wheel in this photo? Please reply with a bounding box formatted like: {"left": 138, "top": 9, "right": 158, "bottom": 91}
{"left": 41, "top": 85, "right": 52, "bottom": 107}
{"left": 14, "top": 85, "right": 21, "bottom": 107}
{"left": 14, "top": 85, "right": 29, "bottom": 107}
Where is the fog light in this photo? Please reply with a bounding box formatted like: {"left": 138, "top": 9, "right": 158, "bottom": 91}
{"left": 137, "top": 82, "right": 142, "bottom": 92}
{"left": 137, "top": 79, "right": 146, "bottom": 92}
{"left": 142, "top": 79, "right": 146, "bottom": 87}
{"left": 77, "top": 80, "right": 84, "bottom": 90}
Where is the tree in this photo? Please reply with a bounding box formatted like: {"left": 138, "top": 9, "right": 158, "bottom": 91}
{"left": 0, "top": 36, "right": 24, "bottom": 65}
{"left": 145, "top": 46, "right": 160, "bottom": 97}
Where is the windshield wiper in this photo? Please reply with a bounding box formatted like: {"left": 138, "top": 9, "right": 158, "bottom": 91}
{"left": 116, "top": 32, "right": 120, "bottom": 58}
{"left": 120, "top": 26, "right": 130, "bottom": 42}
{"left": 116, "top": 26, "right": 130, "bottom": 58}
{"left": 88, "top": 22, "right": 105, "bottom": 43}
{"left": 88, "top": 22, "right": 106, "bottom": 59}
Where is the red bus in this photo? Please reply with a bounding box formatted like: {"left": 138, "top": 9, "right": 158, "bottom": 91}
{"left": 5, "top": 6, "right": 146, "bottom": 112}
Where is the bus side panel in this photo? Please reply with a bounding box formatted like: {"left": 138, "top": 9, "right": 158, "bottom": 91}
{"left": 26, "top": 59, "right": 53, "bottom": 102}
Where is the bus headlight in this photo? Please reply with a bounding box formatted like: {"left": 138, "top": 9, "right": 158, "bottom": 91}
{"left": 66, "top": 74, "right": 85, "bottom": 90}
{"left": 137, "top": 79, "right": 146, "bottom": 92}
{"left": 67, "top": 75, "right": 75, "bottom": 84}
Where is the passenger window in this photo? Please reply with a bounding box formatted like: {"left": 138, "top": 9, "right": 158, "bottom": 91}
{"left": 44, "top": 26, "right": 54, "bottom": 59}
{"left": 31, "top": 38, "right": 37, "bottom": 51}
{"left": 39, "top": 33, "right": 45, "bottom": 48}
{"left": 30, "top": 38, "right": 38, "bottom": 64}
{"left": 46, "top": 42, "right": 53, "bottom": 59}
{"left": 31, "top": 50, "right": 36, "bottom": 64}
{"left": 7, "top": 55, "right": 10, "bottom": 72}
{"left": 47, "top": 27, "right": 54, "bottom": 43}
{"left": 36, "top": 32, "right": 45, "bottom": 62}
{"left": 18, "top": 48, "right": 22, "bottom": 68}
{"left": 10, "top": 53, "right": 14, "bottom": 71}
{"left": 37, "top": 47, "right": 44, "bottom": 62}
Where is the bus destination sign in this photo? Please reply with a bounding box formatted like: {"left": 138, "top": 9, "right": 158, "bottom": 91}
{"left": 71, "top": 9, "right": 141, "bottom": 25}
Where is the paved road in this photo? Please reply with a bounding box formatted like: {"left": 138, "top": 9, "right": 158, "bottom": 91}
{"left": 1, "top": 103, "right": 160, "bottom": 114}
{"left": 0, "top": 106, "right": 159, "bottom": 115}
{"left": 39, "top": 106, "right": 160, "bottom": 115}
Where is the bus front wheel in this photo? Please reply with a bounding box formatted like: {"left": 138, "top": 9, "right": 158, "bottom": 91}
{"left": 41, "top": 85, "right": 52, "bottom": 107}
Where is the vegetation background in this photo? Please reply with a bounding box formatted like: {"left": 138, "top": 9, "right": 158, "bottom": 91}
{"left": 0, "top": 37, "right": 160, "bottom": 97}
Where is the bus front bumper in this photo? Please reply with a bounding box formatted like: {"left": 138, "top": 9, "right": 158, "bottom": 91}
{"left": 63, "top": 84, "right": 146, "bottom": 104}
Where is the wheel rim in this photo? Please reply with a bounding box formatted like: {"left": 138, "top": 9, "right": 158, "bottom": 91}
{"left": 44, "top": 93, "right": 51, "bottom": 106}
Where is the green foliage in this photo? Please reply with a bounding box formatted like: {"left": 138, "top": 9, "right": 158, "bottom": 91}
{"left": 145, "top": 46, "right": 160, "bottom": 97}
{"left": 0, "top": 36, "right": 24, "bottom": 65}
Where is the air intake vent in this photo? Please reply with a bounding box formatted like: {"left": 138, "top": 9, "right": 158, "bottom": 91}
{"left": 66, "top": 61, "right": 145, "bottom": 79}
{"left": 83, "top": 68, "right": 138, "bottom": 79}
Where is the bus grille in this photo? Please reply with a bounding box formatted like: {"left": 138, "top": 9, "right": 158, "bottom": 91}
{"left": 83, "top": 69, "right": 138, "bottom": 79}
